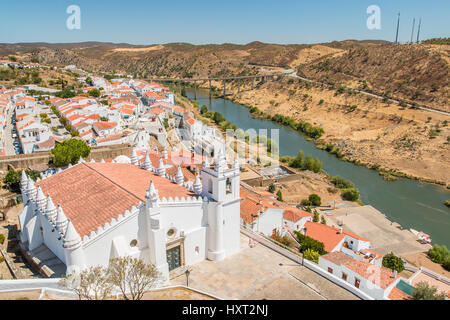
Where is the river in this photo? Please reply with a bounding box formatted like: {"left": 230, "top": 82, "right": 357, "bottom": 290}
{"left": 185, "top": 87, "right": 450, "bottom": 247}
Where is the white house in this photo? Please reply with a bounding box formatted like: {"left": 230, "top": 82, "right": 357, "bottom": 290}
{"left": 318, "top": 252, "right": 400, "bottom": 300}
{"left": 18, "top": 149, "right": 241, "bottom": 282}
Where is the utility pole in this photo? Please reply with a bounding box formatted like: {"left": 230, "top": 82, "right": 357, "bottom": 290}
{"left": 395, "top": 12, "right": 400, "bottom": 44}
{"left": 416, "top": 18, "right": 422, "bottom": 44}
{"left": 410, "top": 18, "right": 416, "bottom": 43}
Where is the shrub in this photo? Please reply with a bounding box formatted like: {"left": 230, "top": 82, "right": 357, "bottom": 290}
{"left": 330, "top": 176, "right": 354, "bottom": 189}
{"left": 412, "top": 282, "right": 446, "bottom": 300}
{"left": 308, "top": 194, "right": 321, "bottom": 206}
{"left": 276, "top": 190, "right": 283, "bottom": 202}
{"left": 295, "top": 232, "right": 327, "bottom": 255}
{"left": 0, "top": 234, "right": 5, "bottom": 244}
{"left": 427, "top": 245, "right": 450, "bottom": 264}
{"left": 268, "top": 183, "right": 276, "bottom": 194}
{"left": 341, "top": 188, "right": 360, "bottom": 202}
{"left": 303, "top": 249, "right": 320, "bottom": 263}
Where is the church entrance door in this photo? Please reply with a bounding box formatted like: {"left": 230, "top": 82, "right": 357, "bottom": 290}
{"left": 166, "top": 245, "right": 181, "bottom": 271}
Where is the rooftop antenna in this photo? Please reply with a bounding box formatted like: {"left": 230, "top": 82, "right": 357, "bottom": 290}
{"left": 410, "top": 18, "right": 416, "bottom": 43}
{"left": 416, "top": 18, "right": 422, "bottom": 43}
{"left": 395, "top": 12, "right": 400, "bottom": 44}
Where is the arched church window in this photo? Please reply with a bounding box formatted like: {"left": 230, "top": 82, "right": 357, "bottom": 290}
{"left": 226, "top": 178, "right": 232, "bottom": 194}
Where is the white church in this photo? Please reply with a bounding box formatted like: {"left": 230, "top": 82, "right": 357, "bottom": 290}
{"left": 18, "top": 149, "right": 241, "bottom": 282}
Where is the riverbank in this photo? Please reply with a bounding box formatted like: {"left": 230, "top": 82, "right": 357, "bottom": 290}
{"left": 187, "top": 77, "right": 450, "bottom": 188}
{"left": 180, "top": 86, "right": 450, "bottom": 247}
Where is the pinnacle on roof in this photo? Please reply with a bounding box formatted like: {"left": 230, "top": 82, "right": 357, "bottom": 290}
{"left": 175, "top": 166, "right": 184, "bottom": 186}
{"left": 45, "top": 195, "right": 57, "bottom": 221}
{"left": 36, "top": 186, "right": 46, "bottom": 210}
{"left": 193, "top": 174, "right": 202, "bottom": 195}
{"left": 163, "top": 149, "right": 168, "bottom": 160}
{"left": 131, "top": 148, "right": 138, "bottom": 165}
{"left": 203, "top": 157, "right": 209, "bottom": 169}
{"left": 55, "top": 204, "right": 68, "bottom": 234}
{"left": 21, "top": 170, "right": 28, "bottom": 189}
{"left": 143, "top": 152, "right": 152, "bottom": 171}
{"left": 157, "top": 157, "right": 166, "bottom": 177}
{"left": 63, "top": 220, "right": 82, "bottom": 249}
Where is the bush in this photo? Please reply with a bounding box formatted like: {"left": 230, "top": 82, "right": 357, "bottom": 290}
{"left": 276, "top": 190, "right": 283, "bottom": 202}
{"left": 3, "top": 170, "right": 41, "bottom": 192}
{"left": 0, "top": 234, "right": 5, "bottom": 245}
{"left": 427, "top": 245, "right": 450, "bottom": 265}
{"left": 341, "top": 188, "right": 360, "bottom": 202}
{"left": 330, "top": 176, "right": 354, "bottom": 189}
{"left": 412, "top": 282, "right": 446, "bottom": 300}
{"left": 308, "top": 194, "right": 321, "bottom": 206}
{"left": 268, "top": 183, "right": 276, "bottom": 194}
{"left": 303, "top": 249, "right": 320, "bottom": 263}
{"left": 382, "top": 252, "right": 405, "bottom": 273}
{"left": 295, "top": 232, "right": 327, "bottom": 255}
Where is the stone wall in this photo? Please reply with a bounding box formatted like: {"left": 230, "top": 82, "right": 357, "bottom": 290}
{"left": 0, "top": 144, "right": 133, "bottom": 171}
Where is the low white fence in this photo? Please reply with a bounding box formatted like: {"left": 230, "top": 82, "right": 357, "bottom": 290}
{"left": 0, "top": 278, "right": 63, "bottom": 292}
{"left": 240, "top": 227, "right": 303, "bottom": 265}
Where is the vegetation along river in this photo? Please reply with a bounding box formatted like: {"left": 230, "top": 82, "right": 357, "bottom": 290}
{"left": 185, "top": 87, "right": 450, "bottom": 247}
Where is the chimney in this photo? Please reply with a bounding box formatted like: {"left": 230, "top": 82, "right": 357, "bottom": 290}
{"left": 393, "top": 270, "right": 398, "bottom": 278}
{"left": 338, "top": 228, "right": 343, "bottom": 234}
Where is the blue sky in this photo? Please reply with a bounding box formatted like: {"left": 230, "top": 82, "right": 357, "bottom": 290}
{"left": 0, "top": 0, "right": 448, "bottom": 45}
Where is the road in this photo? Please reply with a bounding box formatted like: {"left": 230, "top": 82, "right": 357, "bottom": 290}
{"left": 4, "top": 104, "right": 16, "bottom": 156}
{"left": 284, "top": 69, "right": 450, "bottom": 117}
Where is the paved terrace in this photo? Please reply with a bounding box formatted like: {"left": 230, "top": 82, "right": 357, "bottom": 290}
{"left": 171, "top": 234, "right": 358, "bottom": 300}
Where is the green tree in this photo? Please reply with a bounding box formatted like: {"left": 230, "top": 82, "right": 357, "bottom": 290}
{"left": 308, "top": 194, "right": 321, "bottom": 206}
{"left": 200, "top": 105, "right": 208, "bottom": 115}
{"left": 268, "top": 183, "right": 276, "bottom": 194}
{"left": 341, "top": 188, "right": 360, "bottom": 202}
{"left": 303, "top": 249, "right": 320, "bottom": 263}
{"left": 313, "top": 210, "right": 320, "bottom": 223}
{"left": 412, "top": 282, "right": 446, "bottom": 300}
{"left": 382, "top": 252, "right": 405, "bottom": 273}
{"left": 3, "top": 170, "right": 41, "bottom": 192}
{"left": 276, "top": 190, "right": 283, "bottom": 202}
{"left": 320, "top": 216, "right": 327, "bottom": 225}
{"left": 88, "top": 88, "right": 101, "bottom": 98}
{"left": 51, "top": 139, "right": 91, "bottom": 167}
{"left": 427, "top": 244, "right": 450, "bottom": 264}
{"left": 296, "top": 232, "right": 327, "bottom": 255}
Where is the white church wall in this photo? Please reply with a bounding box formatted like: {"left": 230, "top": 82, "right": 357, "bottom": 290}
{"left": 183, "top": 227, "right": 207, "bottom": 266}
{"left": 40, "top": 215, "right": 66, "bottom": 264}
{"left": 222, "top": 199, "right": 241, "bottom": 257}
{"left": 82, "top": 209, "right": 142, "bottom": 268}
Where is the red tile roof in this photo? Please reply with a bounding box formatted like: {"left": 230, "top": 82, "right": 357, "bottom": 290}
{"left": 343, "top": 259, "right": 399, "bottom": 289}
{"left": 320, "top": 251, "right": 354, "bottom": 266}
{"left": 94, "top": 122, "right": 118, "bottom": 130}
{"left": 37, "top": 163, "right": 195, "bottom": 237}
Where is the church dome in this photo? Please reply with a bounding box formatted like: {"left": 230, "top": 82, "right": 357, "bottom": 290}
{"left": 114, "top": 155, "right": 132, "bottom": 164}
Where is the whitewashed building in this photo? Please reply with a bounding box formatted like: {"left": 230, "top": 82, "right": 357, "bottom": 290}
{"left": 18, "top": 150, "right": 241, "bottom": 282}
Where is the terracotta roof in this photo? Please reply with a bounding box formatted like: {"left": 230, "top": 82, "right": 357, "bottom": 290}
{"left": 240, "top": 197, "right": 265, "bottom": 224}
{"left": 96, "top": 133, "right": 124, "bottom": 143}
{"left": 37, "top": 163, "right": 195, "bottom": 237}
{"left": 283, "top": 209, "right": 312, "bottom": 222}
{"left": 94, "top": 122, "right": 118, "bottom": 130}
{"left": 343, "top": 259, "right": 399, "bottom": 289}
{"left": 166, "top": 166, "right": 196, "bottom": 182}
{"left": 321, "top": 251, "right": 354, "bottom": 266}
{"left": 304, "top": 222, "right": 346, "bottom": 252}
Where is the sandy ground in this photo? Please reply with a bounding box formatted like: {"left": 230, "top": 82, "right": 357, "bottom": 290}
{"left": 228, "top": 79, "right": 450, "bottom": 185}
{"left": 112, "top": 45, "right": 164, "bottom": 53}
{"left": 0, "top": 290, "right": 42, "bottom": 300}
{"left": 400, "top": 251, "right": 450, "bottom": 278}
